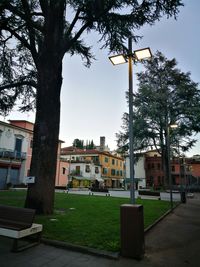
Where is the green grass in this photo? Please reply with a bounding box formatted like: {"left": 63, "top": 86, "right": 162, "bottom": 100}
{"left": 0, "top": 190, "right": 170, "bottom": 251}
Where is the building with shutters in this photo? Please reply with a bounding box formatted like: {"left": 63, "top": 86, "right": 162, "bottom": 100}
{"left": 61, "top": 143, "right": 125, "bottom": 188}
{"left": 0, "top": 120, "right": 32, "bottom": 189}
{"left": 0, "top": 120, "right": 69, "bottom": 189}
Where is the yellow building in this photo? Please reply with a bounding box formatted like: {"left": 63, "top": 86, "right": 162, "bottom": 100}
{"left": 61, "top": 147, "right": 125, "bottom": 188}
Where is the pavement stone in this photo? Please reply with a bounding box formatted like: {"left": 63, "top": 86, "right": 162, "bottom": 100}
{"left": 0, "top": 193, "right": 200, "bottom": 267}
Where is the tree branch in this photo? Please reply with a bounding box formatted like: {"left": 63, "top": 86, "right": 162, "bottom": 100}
{"left": 0, "top": 81, "right": 37, "bottom": 91}
{"left": 3, "top": 24, "right": 31, "bottom": 50}
{"left": 66, "top": 8, "right": 81, "bottom": 36}
{"left": 30, "top": 12, "right": 44, "bottom": 17}
{"left": 39, "top": 0, "right": 49, "bottom": 18}
{"left": 21, "top": 0, "right": 38, "bottom": 59}
{"left": 4, "top": 2, "right": 44, "bottom": 33}
{"left": 63, "top": 21, "right": 91, "bottom": 54}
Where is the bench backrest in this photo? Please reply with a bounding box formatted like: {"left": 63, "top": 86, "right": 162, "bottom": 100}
{"left": 0, "top": 205, "right": 35, "bottom": 230}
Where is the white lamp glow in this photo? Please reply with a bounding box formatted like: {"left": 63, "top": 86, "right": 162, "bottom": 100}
{"left": 170, "top": 124, "right": 178, "bottom": 129}
{"left": 109, "top": 54, "right": 127, "bottom": 65}
{"left": 134, "top": 47, "right": 152, "bottom": 61}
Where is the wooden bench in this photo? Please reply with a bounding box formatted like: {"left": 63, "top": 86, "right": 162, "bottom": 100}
{"left": 0, "top": 205, "right": 43, "bottom": 252}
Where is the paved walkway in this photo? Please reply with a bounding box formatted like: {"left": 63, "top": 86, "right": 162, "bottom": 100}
{"left": 1, "top": 194, "right": 200, "bottom": 267}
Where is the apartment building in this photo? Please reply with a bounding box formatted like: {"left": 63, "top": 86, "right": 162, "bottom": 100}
{"left": 145, "top": 151, "right": 200, "bottom": 188}
{"left": 67, "top": 160, "right": 102, "bottom": 188}
{"left": 125, "top": 150, "right": 200, "bottom": 190}
{"left": 0, "top": 120, "right": 69, "bottom": 189}
{"left": 61, "top": 146, "right": 125, "bottom": 188}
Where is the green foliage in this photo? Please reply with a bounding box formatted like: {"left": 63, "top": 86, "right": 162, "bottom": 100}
{"left": 72, "top": 138, "right": 84, "bottom": 148}
{"left": 86, "top": 139, "right": 95, "bottom": 149}
{"left": 72, "top": 138, "right": 96, "bottom": 149}
{"left": 117, "top": 51, "right": 200, "bottom": 156}
{"left": 0, "top": 1, "right": 184, "bottom": 114}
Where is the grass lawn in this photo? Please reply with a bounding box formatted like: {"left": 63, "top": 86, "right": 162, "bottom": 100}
{"left": 0, "top": 190, "right": 171, "bottom": 252}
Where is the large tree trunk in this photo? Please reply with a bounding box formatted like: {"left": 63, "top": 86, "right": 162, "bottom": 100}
{"left": 25, "top": 58, "right": 62, "bottom": 214}
{"left": 25, "top": 2, "right": 65, "bottom": 214}
{"left": 163, "top": 148, "right": 170, "bottom": 186}
{"left": 161, "top": 140, "right": 170, "bottom": 188}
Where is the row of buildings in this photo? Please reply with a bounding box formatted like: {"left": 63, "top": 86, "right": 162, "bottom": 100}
{"left": 0, "top": 119, "right": 200, "bottom": 190}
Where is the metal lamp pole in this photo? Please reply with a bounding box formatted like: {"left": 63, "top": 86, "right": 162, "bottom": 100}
{"left": 128, "top": 37, "right": 135, "bottom": 204}
{"left": 109, "top": 40, "right": 152, "bottom": 259}
{"left": 167, "top": 125, "right": 173, "bottom": 210}
{"left": 109, "top": 39, "right": 152, "bottom": 204}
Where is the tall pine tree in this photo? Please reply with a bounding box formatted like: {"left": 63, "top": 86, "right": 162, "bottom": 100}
{"left": 1, "top": 1, "right": 183, "bottom": 214}
{"left": 117, "top": 51, "right": 200, "bottom": 185}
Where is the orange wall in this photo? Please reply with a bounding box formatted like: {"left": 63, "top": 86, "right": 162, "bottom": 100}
{"left": 55, "top": 142, "right": 69, "bottom": 186}
{"left": 190, "top": 163, "right": 200, "bottom": 177}
{"left": 55, "top": 160, "right": 69, "bottom": 186}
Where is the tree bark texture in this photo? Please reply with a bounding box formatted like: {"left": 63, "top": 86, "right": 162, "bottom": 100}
{"left": 25, "top": 2, "right": 65, "bottom": 214}
{"left": 25, "top": 59, "right": 62, "bottom": 214}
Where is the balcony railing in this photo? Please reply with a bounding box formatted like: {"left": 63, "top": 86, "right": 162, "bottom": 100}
{"left": 70, "top": 170, "right": 83, "bottom": 176}
{"left": 0, "top": 148, "right": 26, "bottom": 160}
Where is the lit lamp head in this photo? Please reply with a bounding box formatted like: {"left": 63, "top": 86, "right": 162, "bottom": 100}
{"left": 169, "top": 124, "right": 178, "bottom": 129}
{"left": 134, "top": 47, "right": 152, "bottom": 61}
{"left": 109, "top": 54, "right": 127, "bottom": 65}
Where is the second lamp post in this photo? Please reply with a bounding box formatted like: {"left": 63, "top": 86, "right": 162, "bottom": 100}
{"left": 109, "top": 37, "right": 152, "bottom": 204}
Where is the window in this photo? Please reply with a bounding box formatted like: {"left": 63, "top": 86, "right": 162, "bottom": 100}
{"left": 171, "top": 165, "right": 175, "bottom": 172}
{"left": 103, "top": 168, "right": 108, "bottom": 174}
{"left": 120, "top": 170, "right": 123, "bottom": 176}
{"left": 149, "top": 176, "right": 154, "bottom": 186}
{"left": 15, "top": 138, "right": 22, "bottom": 152}
{"left": 30, "top": 139, "right": 33, "bottom": 148}
{"left": 62, "top": 168, "right": 66, "bottom": 175}
{"left": 104, "top": 157, "right": 109, "bottom": 163}
{"left": 157, "top": 163, "right": 160, "bottom": 170}
{"left": 75, "top": 166, "right": 80, "bottom": 175}
{"left": 116, "top": 170, "right": 119, "bottom": 176}
{"left": 93, "top": 156, "right": 99, "bottom": 163}
{"left": 85, "top": 165, "right": 90, "bottom": 172}
{"left": 151, "top": 163, "right": 154, "bottom": 169}
{"left": 111, "top": 169, "right": 115, "bottom": 175}
{"left": 112, "top": 159, "right": 115, "bottom": 165}
{"left": 15, "top": 135, "right": 24, "bottom": 158}
{"left": 148, "top": 163, "right": 151, "bottom": 170}
{"left": 95, "top": 167, "right": 99, "bottom": 174}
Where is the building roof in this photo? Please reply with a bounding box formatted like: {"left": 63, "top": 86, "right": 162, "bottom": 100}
{"left": 0, "top": 120, "right": 64, "bottom": 143}
{"left": 61, "top": 147, "right": 124, "bottom": 160}
{"left": 0, "top": 120, "right": 33, "bottom": 134}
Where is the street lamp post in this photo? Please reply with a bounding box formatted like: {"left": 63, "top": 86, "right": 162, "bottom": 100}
{"left": 109, "top": 37, "right": 152, "bottom": 204}
{"left": 166, "top": 123, "right": 178, "bottom": 210}
{"left": 128, "top": 37, "right": 135, "bottom": 203}
{"left": 166, "top": 125, "right": 173, "bottom": 210}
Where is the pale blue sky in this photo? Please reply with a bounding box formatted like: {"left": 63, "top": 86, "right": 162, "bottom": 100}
{"left": 1, "top": 0, "right": 200, "bottom": 156}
